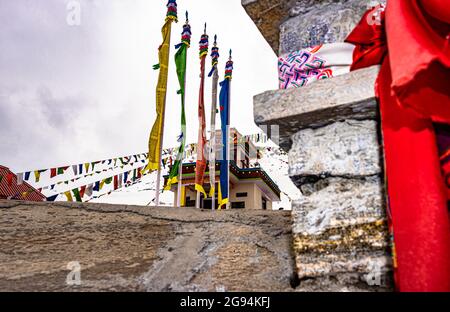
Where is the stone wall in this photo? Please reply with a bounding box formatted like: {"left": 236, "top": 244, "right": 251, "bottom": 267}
{"left": 0, "top": 200, "right": 295, "bottom": 292}
{"left": 243, "top": 0, "right": 378, "bottom": 55}
{"left": 244, "top": 0, "right": 393, "bottom": 291}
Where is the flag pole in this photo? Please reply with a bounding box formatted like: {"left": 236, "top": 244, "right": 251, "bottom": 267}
{"left": 226, "top": 49, "right": 232, "bottom": 210}
{"left": 176, "top": 11, "right": 190, "bottom": 208}
{"left": 177, "top": 151, "right": 183, "bottom": 207}
{"left": 209, "top": 35, "right": 219, "bottom": 210}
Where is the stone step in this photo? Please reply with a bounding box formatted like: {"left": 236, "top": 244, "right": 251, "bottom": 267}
{"left": 289, "top": 119, "right": 381, "bottom": 181}
{"left": 254, "top": 65, "right": 380, "bottom": 151}
{"left": 291, "top": 175, "right": 392, "bottom": 291}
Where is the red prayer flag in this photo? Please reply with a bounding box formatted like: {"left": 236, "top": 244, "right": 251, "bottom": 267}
{"left": 79, "top": 185, "right": 86, "bottom": 198}
{"left": 195, "top": 34, "right": 208, "bottom": 198}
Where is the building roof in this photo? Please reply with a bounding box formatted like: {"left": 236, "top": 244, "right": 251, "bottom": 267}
{"left": 164, "top": 161, "right": 281, "bottom": 200}
{"left": 0, "top": 165, "right": 46, "bottom": 201}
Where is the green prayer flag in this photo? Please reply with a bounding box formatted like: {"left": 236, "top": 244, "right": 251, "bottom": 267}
{"left": 72, "top": 188, "right": 82, "bottom": 202}
{"left": 165, "top": 25, "right": 189, "bottom": 190}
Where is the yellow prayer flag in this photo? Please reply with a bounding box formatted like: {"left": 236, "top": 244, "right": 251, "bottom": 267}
{"left": 145, "top": 15, "right": 176, "bottom": 173}
{"left": 34, "top": 170, "right": 41, "bottom": 183}
{"left": 64, "top": 191, "right": 73, "bottom": 202}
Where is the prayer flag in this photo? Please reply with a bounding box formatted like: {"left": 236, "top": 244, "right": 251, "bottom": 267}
{"left": 165, "top": 15, "right": 190, "bottom": 190}
{"left": 72, "top": 188, "right": 82, "bottom": 202}
{"left": 34, "top": 170, "right": 41, "bottom": 183}
{"left": 17, "top": 173, "right": 23, "bottom": 185}
{"left": 218, "top": 54, "right": 233, "bottom": 209}
{"left": 64, "top": 191, "right": 73, "bottom": 202}
{"left": 145, "top": 0, "right": 178, "bottom": 172}
{"left": 195, "top": 29, "right": 209, "bottom": 198}
{"left": 47, "top": 194, "right": 58, "bottom": 202}
{"left": 72, "top": 165, "right": 78, "bottom": 175}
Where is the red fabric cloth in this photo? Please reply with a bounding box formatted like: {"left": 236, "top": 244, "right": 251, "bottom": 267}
{"left": 378, "top": 58, "right": 450, "bottom": 292}
{"left": 195, "top": 54, "right": 207, "bottom": 191}
{"left": 79, "top": 185, "right": 86, "bottom": 198}
{"left": 346, "top": 1, "right": 450, "bottom": 291}
{"left": 345, "top": 4, "right": 387, "bottom": 71}
{"left": 386, "top": 1, "right": 450, "bottom": 124}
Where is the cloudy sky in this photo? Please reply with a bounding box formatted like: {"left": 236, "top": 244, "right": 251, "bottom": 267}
{"left": 0, "top": 0, "right": 277, "bottom": 173}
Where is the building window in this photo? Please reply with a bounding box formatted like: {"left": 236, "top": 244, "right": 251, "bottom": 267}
{"left": 236, "top": 192, "right": 248, "bottom": 198}
{"left": 262, "top": 197, "right": 267, "bottom": 210}
{"left": 231, "top": 201, "right": 246, "bottom": 209}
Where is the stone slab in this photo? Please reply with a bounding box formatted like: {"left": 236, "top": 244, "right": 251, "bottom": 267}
{"left": 291, "top": 176, "right": 384, "bottom": 235}
{"left": 279, "top": 0, "right": 373, "bottom": 55}
{"left": 254, "top": 65, "right": 380, "bottom": 151}
{"left": 289, "top": 120, "right": 381, "bottom": 177}
{"left": 291, "top": 176, "right": 392, "bottom": 291}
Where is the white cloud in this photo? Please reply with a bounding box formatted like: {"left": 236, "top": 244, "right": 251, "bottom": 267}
{"left": 0, "top": 0, "right": 278, "bottom": 172}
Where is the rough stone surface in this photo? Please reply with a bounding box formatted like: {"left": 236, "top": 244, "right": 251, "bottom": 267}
{"left": 291, "top": 177, "right": 392, "bottom": 291}
{"left": 0, "top": 200, "right": 295, "bottom": 292}
{"left": 289, "top": 120, "right": 381, "bottom": 178}
{"left": 254, "top": 66, "right": 380, "bottom": 151}
{"left": 241, "top": 0, "right": 377, "bottom": 55}
{"left": 279, "top": 0, "right": 373, "bottom": 55}
{"left": 242, "top": 0, "right": 298, "bottom": 55}
{"left": 292, "top": 176, "right": 384, "bottom": 235}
